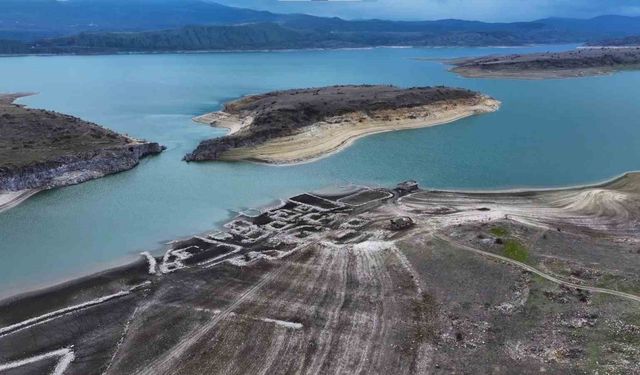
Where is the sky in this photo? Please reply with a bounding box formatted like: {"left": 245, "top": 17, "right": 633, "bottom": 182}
{"left": 210, "top": 0, "right": 640, "bottom": 22}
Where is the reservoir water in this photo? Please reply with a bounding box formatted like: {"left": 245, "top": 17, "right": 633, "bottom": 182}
{"left": 2, "top": 45, "right": 640, "bottom": 298}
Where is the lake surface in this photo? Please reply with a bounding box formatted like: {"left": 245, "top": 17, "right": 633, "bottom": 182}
{"left": 2, "top": 45, "right": 640, "bottom": 298}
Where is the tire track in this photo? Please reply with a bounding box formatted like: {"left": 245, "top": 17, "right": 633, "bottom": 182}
{"left": 135, "top": 242, "right": 319, "bottom": 375}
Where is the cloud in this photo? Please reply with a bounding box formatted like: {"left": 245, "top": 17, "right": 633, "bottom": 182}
{"left": 211, "top": 0, "right": 640, "bottom": 21}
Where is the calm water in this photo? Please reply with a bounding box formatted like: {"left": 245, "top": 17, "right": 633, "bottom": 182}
{"left": 2, "top": 45, "right": 640, "bottom": 298}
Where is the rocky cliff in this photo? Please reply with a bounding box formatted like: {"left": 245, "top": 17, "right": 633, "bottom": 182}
{"left": 0, "top": 142, "right": 163, "bottom": 191}
{"left": 0, "top": 93, "right": 164, "bottom": 192}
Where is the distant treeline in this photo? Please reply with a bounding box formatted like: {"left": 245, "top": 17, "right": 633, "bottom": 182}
{"left": 0, "top": 24, "right": 523, "bottom": 54}
{"left": 0, "top": 22, "right": 627, "bottom": 55}
{"left": 2, "top": 0, "right": 640, "bottom": 55}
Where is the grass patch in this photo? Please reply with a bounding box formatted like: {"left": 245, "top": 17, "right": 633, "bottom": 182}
{"left": 503, "top": 239, "right": 528, "bottom": 262}
{"left": 596, "top": 274, "right": 640, "bottom": 295}
{"left": 489, "top": 227, "right": 508, "bottom": 237}
{"left": 586, "top": 341, "right": 604, "bottom": 371}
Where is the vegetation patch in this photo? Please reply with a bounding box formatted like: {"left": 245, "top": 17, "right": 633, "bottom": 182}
{"left": 596, "top": 273, "right": 640, "bottom": 295}
{"left": 489, "top": 226, "right": 508, "bottom": 237}
{"left": 503, "top": 239, "right": 528, "bottom": 262}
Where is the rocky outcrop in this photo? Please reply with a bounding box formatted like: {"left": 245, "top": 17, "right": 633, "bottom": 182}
{"left": 0, "top": 142, "right": 163, "bottom": 191}
{"left": 0, "top": 93, "right": 164, "bottom": 193}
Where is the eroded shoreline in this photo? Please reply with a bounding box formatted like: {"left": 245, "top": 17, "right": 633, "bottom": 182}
{"left": 0, "top": 93, "right": 164, "bottom": 212}
{"left": 195, "top": 96, "right": 500, "bottom": 164}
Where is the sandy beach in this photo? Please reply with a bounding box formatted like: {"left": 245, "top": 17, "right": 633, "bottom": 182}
{"left": 196, "top": 96, "right": 500, "bottom": 164}
{"left": 0, "top": 190, "right": 39, "bottom": 213}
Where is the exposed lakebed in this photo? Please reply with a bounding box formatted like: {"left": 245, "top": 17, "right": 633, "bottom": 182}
{"left": 2, "top": 44, "right": 640, "bottom": 297}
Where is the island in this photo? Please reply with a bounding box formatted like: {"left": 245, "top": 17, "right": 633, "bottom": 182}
{"left": 0, "top": 93, "right": 164, "bottom": 212}
{"left": 1, "top": 174, "right": 639, "bottom": 374}
{"left": 185, "top": 85, "right": 500, "bottom": 164}
{"left": 448, "top": 47, "right": 640, "bottom": 79}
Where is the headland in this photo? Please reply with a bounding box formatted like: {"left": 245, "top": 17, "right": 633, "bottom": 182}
{"left": 0, "top": 93, "right": 164, "bottom": 212}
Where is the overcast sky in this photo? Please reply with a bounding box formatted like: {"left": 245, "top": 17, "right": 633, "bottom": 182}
{"left": 211, "top": 0, "right": 640, "bottom": 22}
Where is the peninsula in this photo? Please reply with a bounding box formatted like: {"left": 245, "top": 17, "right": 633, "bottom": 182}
{"left": 1, "top": 174, "right": 639, "bottom": 374}
{"left": 0, "top": 94, "right": 164, "bottom": 212}
{"left": 185, "top": 85, "right": 500, "bottom": 164}
{"left": 449, "top": 47, "right": 640, "bottom": 79}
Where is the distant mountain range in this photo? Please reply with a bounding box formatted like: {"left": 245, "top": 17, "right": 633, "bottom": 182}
{"left": 2, "top": 0, "right": 640, "bottom": 54}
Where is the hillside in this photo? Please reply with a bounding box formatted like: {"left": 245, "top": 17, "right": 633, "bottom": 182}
{"left": 0, "top": 0, "right": 284, "bottom": 39}
{"left": 5, "top": 24, "right": 544, "bottom": 54}
{"left": 3, "top": 1, "right": 640, "bottom": 53}
{"left": 0, "top": 93, "right": 163, "bottom": 192}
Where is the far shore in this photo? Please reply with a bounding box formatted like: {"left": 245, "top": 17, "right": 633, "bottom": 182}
{"left": 446, "top": 47, "right": 640, "bottom": 80}
{"left": 451, "top": 66, "right": 617, "bottom": 80}
{"left": 0, "top": 44, "right": 539, "bottom": 59}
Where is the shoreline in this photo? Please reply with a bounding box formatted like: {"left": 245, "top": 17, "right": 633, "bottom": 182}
{"left": 0, "top": 44, "right": 545, "bottom": 59}
{"left": 254, "top": 97, "right": 500, "bottom": 166}
{"left": 1, "top": 167, "right": 635, "bottom": 304}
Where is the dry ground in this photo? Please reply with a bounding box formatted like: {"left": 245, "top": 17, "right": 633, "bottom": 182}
{"left": 1, "top": 174, "right": 640, "bottom": 374}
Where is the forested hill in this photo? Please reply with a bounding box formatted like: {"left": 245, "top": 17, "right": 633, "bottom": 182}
{"left": 1, "top": 23, "right": 543, "bottom": 54}
{"left": 3, "top": 1, "right": 640, "bottom": 54}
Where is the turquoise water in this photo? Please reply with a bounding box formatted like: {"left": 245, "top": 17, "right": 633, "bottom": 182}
{"left": 2, "top": 45, "right": 640, "bottom": 297}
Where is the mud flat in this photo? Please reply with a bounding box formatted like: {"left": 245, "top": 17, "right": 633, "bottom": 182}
{"left": 2, "top": 173, "right": 640, "bottom": 374}
{"left": 185, "top": 85, "right": 500, "bottom": 164}
{"left": 448, "top": 47, "right": 640, "bottom": 79}
{"left": 0, "top": 93, "right": 164, "bottom": 211}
